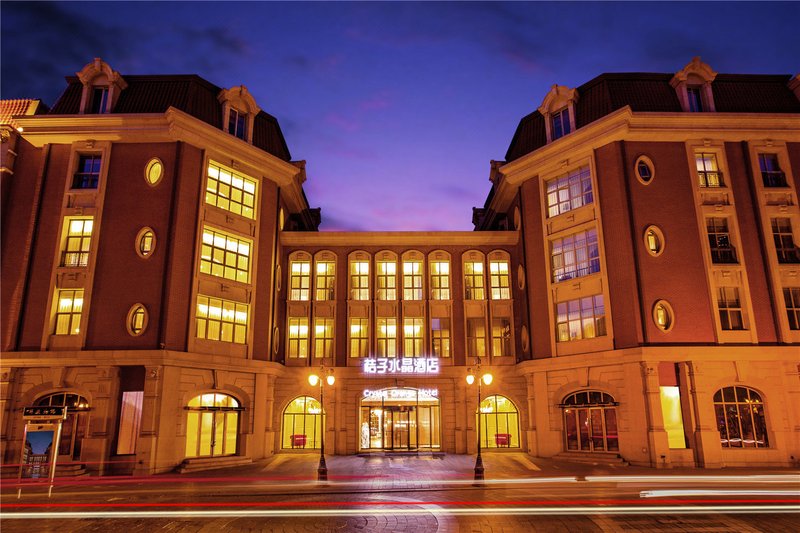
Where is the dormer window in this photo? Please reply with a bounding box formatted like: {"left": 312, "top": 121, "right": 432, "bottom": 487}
{"left": 671, "top": 57, "right": 717, "bottom": 113}
{"left": 686, "top": 86, "right": 703, "bottom": 112}
{"left": 90, "top": 87, "right": 110, "bottom": 114}
{"left": 551, "top": 107, "right": 571, "bottom": 140}
{"left": 76, "top": 58, "right": 127, "bottom": 114}
{"left": 218, "top": 86, "right": 260, "bottom": 144}
{"left": 228, "top": 108, "right": 247, "bottom": 140}
{"left": 538, "top": 85, "right": 579, "bottom": 143}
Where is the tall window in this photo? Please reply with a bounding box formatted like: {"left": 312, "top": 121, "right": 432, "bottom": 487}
{"left": 556, "top": 295, "right": 606, "bottom": 342}
{"left": 687, "top": 87, "right": 703, "bottom": 112}
{"left": 431, "top": 318, "right": 451, "bottom": 358}
{"left": 72, "top": 155, "right": 102, "bottom": 189}
{"left": 314, "top": 318, "right": 334, "bottom": 358}
{"left": 315, "top": 261, "right": 336, "bottom": 300}
{"left": 185, "top": 393, "right": 240, "bottom": 458}
{"left": 54, "top": 289, "right": 84, "bottom": 335}
{"left": 717, "top": 287, "right": 745, "bottom": 330}
{"left": 545, "top": 166, "right": 593, "bottom": 218}
{"left": 464, "top": 261, "right": 485, "bottom": 300}
{"left": 466, "top": 318, "right": 486, "bottom": 358}
{"left": 196, "top": 295, "right": 248, "bottom": 344}
{"left": 551, "top": 107, "right": 571, "bottom": 140}
{"left": 282, "top": 396, "right": 324, "bottom": 450}
{"left": 489, "top": 260, "right": 510, "bottom": 300}
{"left": 403, "top": 317, "right": 424, "bottom": 357}
{"left": 206, "top": 162, "right": 257, "bottom": 220}
{"left": 61, "top": 218, "right": 93, "bottom": 267}
{"left": 714, "top": 386, "right": 768, "bottom": 448}
{"left": 200, "top": 227, "right": 252, "bottom": 284}
{"left": 491, "top": 318, "right": 511, "bottom": 357}
{"left": 771, "top": 218, "right": 799, "bottom": 263}
{"left": 430, "top": 261, "right": 450, "bottom": 300}
{"left": 350, "top": 318, "right": 369, "bottom": 357}
{"left": 758, "top": 153, "right": 787, "bottom": 187}
{"left": 90, "top": 87, "right": 109, "bottom": 114}
{"left": 783, "top": 287, "right": 800, "bottom": 330}
{"left": 376, "top": 318, "right": 397, "bottom": 357}
{"left": 228, "top": 108, "right": 247, "bottom": 140}
{"left": 478, "top": 395, "right": 520, "bottom": 449}
{"left": 696, "top": 153, "right": 723, "bottom": 187}
{"left": 287, "top": 317, "right": 309, "bottom": 358}
{"left": 706, "top": 218, "right": 737, "bottom": 264}
{"left": 350, "top": 261, "right": 370, "bottom": 300}
{"left": 562, "top": 391, "right": 619, "bottom": 452}
{"left": 116, "top": 391, "right": 143, "bottom": 455}
{"left": 289, "top": 260, "right": 311, "bottom": 301}
{"left": 551, "top": 228, "right": 600, "bottom": 282}
{"left": 376, "top": 260, "right": 397, "bottom": 300}
{"left": 403, "top": 261, "right": 423, "bottom": 300}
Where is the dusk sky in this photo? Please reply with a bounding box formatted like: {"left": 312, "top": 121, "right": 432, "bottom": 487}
{"left": 2, "top": 1, "right": 798, "bottom": 231}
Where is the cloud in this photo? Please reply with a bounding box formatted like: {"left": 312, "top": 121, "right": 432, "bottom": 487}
{"left": 324, "top": 112, "right": 361, "bottom": 133}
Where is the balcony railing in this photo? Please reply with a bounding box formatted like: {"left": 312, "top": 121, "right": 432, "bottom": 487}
{"left": 777, "top": 247, "right": 800, "bottom": 264}
{"left": 71, "top": 173, "right": 99, "bottom": 189}
{"left": 711, "top": 247, "right": 738, "bottom": 264}
{"left": 554, "top": 261, "right": 601, "bottom": 283}
{"left": 762, "top": 171, "right": 787, "bottom": 188}
{"left": 698, "top": 171, "right": 723, "bottom": 188}
{"left": 61, "top": 251, "right": 89, "bottom": 267}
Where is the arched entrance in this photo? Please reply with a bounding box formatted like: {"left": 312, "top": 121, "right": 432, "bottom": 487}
{"left": 359, "top": 388, "right": 440, "bottom": 451}
{"left": 282, "top": 396, "right": 324, "bottom": 449}
{"left": 34, "top": 392, "right": 89, "bottom": 461}
{"left": 560, "top": 390, "right": 619, "bottom": 452}
{"left": 477, "top": 395, "right": 520, "bottom": 448}
{"left": 184, "top": 393, "right": 241, "bottom": 458}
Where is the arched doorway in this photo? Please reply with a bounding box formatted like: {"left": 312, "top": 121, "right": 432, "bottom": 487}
{"left": 184, "top": 393, "right": 241, "bottom": 458}
{"left": 34, "top": 392, "right": 90, "bottom": 461}
{"left": 560, "top": 390, "right": 618, "bottom": 452}
{"left": 359, "top": 388, "right": 440, "bottom": 451}
{"left": 282, "top": 396, "right": 324, "bottom": 449}
{"left": 477, "top": 395, "right": 520, "bottom": 448}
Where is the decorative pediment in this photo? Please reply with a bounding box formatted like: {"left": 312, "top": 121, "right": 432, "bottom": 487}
{"left": 538, "top": 85, "right": 579, "bottom": 115}
{"left": 218, "top": 85, "right": 261, "bottom": 116}
{"left": 76, "top": 58, "right": 128, "bottom": 90}
{"left": 670, "top": 56, "right": 717, "bottom": 88}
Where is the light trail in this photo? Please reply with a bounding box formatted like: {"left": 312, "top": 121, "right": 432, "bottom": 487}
{"left": 641, "top": 489, "right": 800, "bottom": 498}
{"left": 2, "top": 504, "right": 799, "bottom": 519}
{"left": 586, "top": 474, "right": 799, "bottom": 483}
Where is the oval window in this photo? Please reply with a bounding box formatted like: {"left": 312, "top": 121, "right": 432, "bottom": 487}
{"left": 520, "top": 325, "right": 530, "bottom": 353}
{"left": 136, "top": 227, "right": 156, "bottom": 258}
{"left": 127, "top": 304, "right": 148, "bottom": 336}
{"left": 517, "top": 264, "right": 526, "bottom": 290}
{"left": 144, "top": 158, "right": 164, "bottom": 186}
{"left": 279, "top": 208, "right": 285, "bottom": 231}
{"left": 644, "top": 225, "right": 665, "bottom": 257}
{"left": 635, "top": 155, "right": 655, "bottom": 185}
{"left": 513, "top": 206, "right": 521, "bottom": 231}
{"left": 653, "top": 300, "right": 674, "bottom": 332}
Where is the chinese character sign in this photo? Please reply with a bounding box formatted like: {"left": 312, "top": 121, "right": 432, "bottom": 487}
{"left": 362, "top": 358, "right": 440, "bottom": 375}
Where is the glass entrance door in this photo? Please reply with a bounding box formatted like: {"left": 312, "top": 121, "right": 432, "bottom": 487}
{"left": 384, "top": 407, "right": 415, "bottom": 450}
{"left": 360, "top": 388, "right": 440, "bottom": 452}
{"left": 564, "top": 406, "right": 619, "bottom": 452}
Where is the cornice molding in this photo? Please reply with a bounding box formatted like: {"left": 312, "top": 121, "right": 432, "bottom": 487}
{"left": 280, "top": 230, "right": 519, "bottom": 247}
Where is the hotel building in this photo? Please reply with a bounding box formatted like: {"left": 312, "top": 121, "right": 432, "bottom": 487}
{"left": 1, "top": 57, "right": 799, "bottom": 475}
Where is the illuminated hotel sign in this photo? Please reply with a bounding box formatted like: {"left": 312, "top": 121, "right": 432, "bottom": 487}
{"left": 363, "top": 388, "right": 439, "bottom": 400}
{"left": 362, "top": 357, "right": 440, "bottom": 375}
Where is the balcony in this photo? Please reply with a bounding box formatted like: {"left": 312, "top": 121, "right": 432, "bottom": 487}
{"left": 698, "top": 171, "right": 723, "bottom": 188}
{"left": 777, "top": 247, "right": 800, "bottom": 264}
{"left": 711, "top": 247, "right": 738, "bottom": 264}
{"left": 762, "top": 170, "right": 787, "bottom": 188}
{"left": 61, "top": 251, "right": 89, "bottom": 268}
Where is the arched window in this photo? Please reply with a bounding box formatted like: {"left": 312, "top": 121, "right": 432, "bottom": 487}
{"left": 713, "top": 386, "right": 769, "bottom": 448}
{"left": 282, "top": 396, "right": 324, "bottom": 449}
{"left": 560, "top": 390, "right": 618, "bottom": 452}
{"left": 35, "top": 393, "right": 90, "bottom": 459}
{"left": 477, "top": 395, "right": 520, "bottom": 449}
{"left": 185, "top": 393, "right": 241, "bottom": 458}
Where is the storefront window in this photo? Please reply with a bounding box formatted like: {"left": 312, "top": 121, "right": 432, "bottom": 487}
{"left": 477, "top": 395, "right": 520, "bottom": 449}
{"left": 713, "top": 386, "right": 769, "bottom": 448}
{"left": 282, "top": 396, "right": 324, "bottom": 449}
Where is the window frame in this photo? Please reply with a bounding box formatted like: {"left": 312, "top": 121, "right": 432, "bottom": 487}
{"left": 349, "top": 253, "right": 371, "bottom": 301}
{"left": 313, "top": 318, "right": 334, "bottom": 358}
{"left": 287, "top": 317, "right": 310, "bottom": 358}
{"left": 72, "top": 154, "right": 102, "bottom": 190}
{"left": 60, "top": 216, "right": 94, "bottom": 268}
{"left": 288, "top": 253, "right": 312, "bottom": 301}
{"left": 205, "top": 161, "right": 258, "bottom": 220}
{"left": 545, "top": 166, "right": 593, "bottom": 218}
{"left": 375, "top": 252, "right": 398, "bottom": 301}
{"left": 463, "top": 251, "right": 486, "bottom": 301}
{"left": 195, "top": 294, "right": 249, "bottom": 345}
{"left": 555, "top": 294, "right": 607, "bottom": 342}
{"left": 200, "top": 226, "right": 253, "bottom": 284}
{"left": 550, "top": 227, "right": 600, "bottom": 283}
{"left": 402, "top": 253, "right": 424, "bottom": 301}
{"left": 713, "top": 386, "right": 769, "bottom": 449}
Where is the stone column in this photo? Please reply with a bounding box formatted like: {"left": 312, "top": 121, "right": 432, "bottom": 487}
{"left": 133, "top": 365, "right": 163, "bottom": 475}
{"left": 642, "top": 362, "right": 670, "bottom": 468}
{"left": 83, "top": 366, "right": 120, "bottom": 475}
{"left": 687, "top": 362, "right": 722, "bottom": 468}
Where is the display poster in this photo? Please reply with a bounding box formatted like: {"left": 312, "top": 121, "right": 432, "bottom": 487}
{"left": 22, "top": 427, "right": 55, "bottom": 479}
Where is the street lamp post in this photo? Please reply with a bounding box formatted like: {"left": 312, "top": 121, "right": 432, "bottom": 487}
{"left": 308, "top": 367, "right": 335, "bottom": 482}
{"left": 466, "top": 359, "right": 493, "bottom": 483}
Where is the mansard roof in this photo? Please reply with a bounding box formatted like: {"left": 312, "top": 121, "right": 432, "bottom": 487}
{"left": 49, "top": 74, "right": 291, "bottom": 161}
{"left": 505, "top": 72, "right": 800, "bottom": 162}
